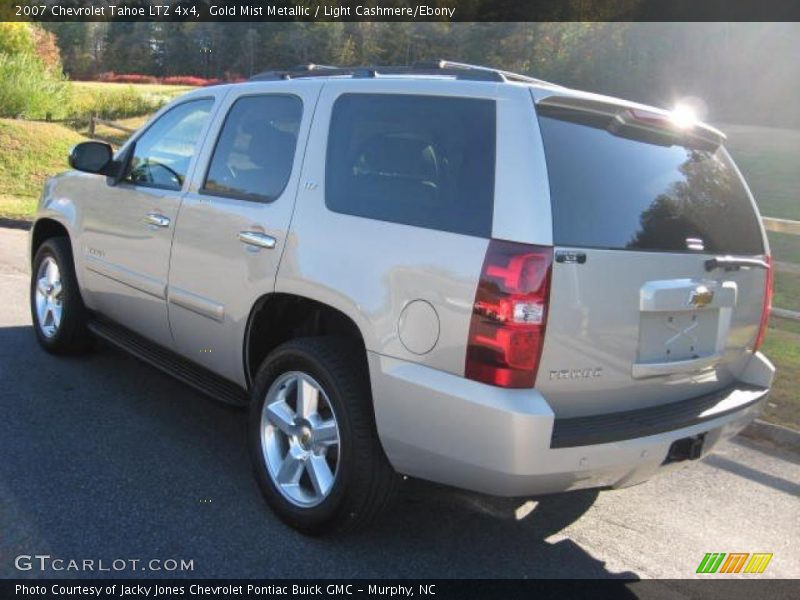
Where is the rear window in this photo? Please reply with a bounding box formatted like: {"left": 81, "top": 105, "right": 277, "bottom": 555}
{"left": 325, "top": 94, "right": 496, "bottom": 238}
{"left": 537, "top": 112, "right": 764, "bottom": 255}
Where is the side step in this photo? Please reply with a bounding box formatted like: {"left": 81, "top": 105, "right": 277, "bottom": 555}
{"left": 87, "top": 318, "right": 249, "bottom": 407}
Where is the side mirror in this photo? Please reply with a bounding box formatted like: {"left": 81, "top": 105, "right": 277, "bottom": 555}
{"left": 68, "top": 141, "right": 113, "bottom": 175}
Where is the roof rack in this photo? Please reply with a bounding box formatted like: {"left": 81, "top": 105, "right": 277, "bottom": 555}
{"left": 249, "top": 63, "right": 340, "bottom": 81}
{"left": 249, "top": 60, "right": 555, "bottom": 85}
{"left": 414, "top": 60, "right": 552, "bottom": 85}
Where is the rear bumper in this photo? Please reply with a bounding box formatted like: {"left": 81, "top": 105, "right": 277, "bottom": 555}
{"left": 368, "top": 351, "right": 774, "bottom": 497}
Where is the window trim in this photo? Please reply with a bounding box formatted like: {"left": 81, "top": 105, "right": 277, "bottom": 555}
{"left": 198, "top": 92, "right": 304, "bottom": 204}
{"left": 119, "top": 96, "right": 216, "bottom": 193}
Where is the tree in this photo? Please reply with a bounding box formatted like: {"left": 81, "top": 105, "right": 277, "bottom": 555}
{"left": 0, "top": 23, "right": 69, "bottom": 118}
{"left": 0, "top": 23, "right": 35, "bottom": 55}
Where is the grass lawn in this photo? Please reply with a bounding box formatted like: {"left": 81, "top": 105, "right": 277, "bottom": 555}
{"left": 0, "top": 194, "right": 36, "bottom": 220}
{"left": 760, "top": 324, "right": 800, "bottom": 430}
{"left": 0, "top": 119, "right": 85, "bottom": 219}
{"left": 67, "top": 81, "right": 194, "bottom": 123}
{"left": 70, "top": 81, "right": 193, "bottom": 117}
{"left": 773, "top": 271, "right": 800, "bottom": 313}
{"left": 768, "top": 231, "right": 800, "bottom": 265}
{"left": 0, "top": 79, "right": 183, "bottom": 218}
{"left": 722, "top": 123, "right": 800, "bottom": 221}
{"left": 71, "top": 81, "right": 194, "bottom": 97}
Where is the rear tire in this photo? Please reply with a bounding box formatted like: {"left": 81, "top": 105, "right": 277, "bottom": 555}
{"left": 30, "top": 236, "right": 92, "bottom": 355}
{"left": 249, "top": 337, "right": 397, "bottom": 535}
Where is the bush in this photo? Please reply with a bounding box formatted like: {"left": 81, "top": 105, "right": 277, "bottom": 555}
{"left": 0, "top": 54, "right": 71, "bottom": 119}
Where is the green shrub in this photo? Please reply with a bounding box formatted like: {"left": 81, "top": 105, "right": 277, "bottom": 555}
{"left": 0, "top": 53, "right": 71, "bottom": 119}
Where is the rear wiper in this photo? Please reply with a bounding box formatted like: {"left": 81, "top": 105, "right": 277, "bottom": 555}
{"left": 705, "top": 256, "right": 769, "bottom": 272}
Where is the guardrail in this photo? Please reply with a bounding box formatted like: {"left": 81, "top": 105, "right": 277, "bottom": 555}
{"left": 88, "top": 114, "right": 136, "bottom": 144}
{"left": 763, "top": 217, "right": 800, "bottom": 236}
{"left": 764, "top": 216, "right": 800, "bottom": 322}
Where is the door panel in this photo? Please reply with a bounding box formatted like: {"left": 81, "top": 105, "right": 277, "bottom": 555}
{"left": 79, "top": 97, "right": 217, "bottom": 348}
{"left": 81, "top": 181, "right": 178, "bottom": 347}
{"left": 167, "top": 84, "right": 322, "bottom": 386}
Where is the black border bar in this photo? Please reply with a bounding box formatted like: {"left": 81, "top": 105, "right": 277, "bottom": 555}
{"left": 2, "top": 579, "right": 798, "bottom": 600}
{"left": 3, "top": 0, "right": 800, "bottom": 23}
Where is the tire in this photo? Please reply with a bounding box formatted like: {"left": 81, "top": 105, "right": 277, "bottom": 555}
{"left": 30, "top": 236, "right": 93, "bottom": 354}
{"left": 249, "top": 337, "right": 397, "bottom": 535}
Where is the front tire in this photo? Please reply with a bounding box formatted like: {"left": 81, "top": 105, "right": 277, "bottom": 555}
{"left": 30, "top": 236, "right": 92, "bottom": 354}
{"left": 249, "top": 337, "right": 397, "bottom": 535}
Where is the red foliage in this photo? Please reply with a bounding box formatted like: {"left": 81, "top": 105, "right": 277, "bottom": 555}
{"left": 30, "top": 26, "right": 62, "bottom": 72}
{"left": 96, "top": 72, "right": 158, "bottom": 84}
{"left": 162, "top": 75, "right": 212, "bottom": 86}
{"left": 92, "top": 72, "right": 243, "bottom": 87}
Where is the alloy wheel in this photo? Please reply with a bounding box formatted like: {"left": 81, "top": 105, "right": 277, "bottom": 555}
{"left": 260, "top": 371, "right": 341, "bottom": 507}
{"left": 34, "top": 257, "right": 63, "bottom": 338}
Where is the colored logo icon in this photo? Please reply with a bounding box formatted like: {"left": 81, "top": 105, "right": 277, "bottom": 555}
{"left": 696, "top": 553, "right": 773, "bottom": 574}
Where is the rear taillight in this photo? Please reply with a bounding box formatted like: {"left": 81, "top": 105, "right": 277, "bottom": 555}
{"left": 465, "top": 240, "right": 553, "bottom": 388}
{"left": 753, "top": 255, "right": 773, "bottom": 352}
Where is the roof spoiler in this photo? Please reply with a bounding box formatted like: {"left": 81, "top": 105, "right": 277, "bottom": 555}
{"left": 537, "top": 95, "right": 726, "bottom": 149}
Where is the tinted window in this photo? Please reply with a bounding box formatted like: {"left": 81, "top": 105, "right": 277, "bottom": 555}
{"left": 326, "top": 94, "right": 495, "bottom": 237}
{"left": 538, "top": 114, "right": 764, "bottom": 255}
{"left": 125, "top": 99, "right": 213, "bottom": 190}
{"left": 203, "top": 95, "right": 302, "bottom": 202}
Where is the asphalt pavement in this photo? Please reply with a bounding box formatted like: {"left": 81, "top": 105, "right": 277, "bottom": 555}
{"left": 0, "top": 227, "right": 797, "bottom": 580}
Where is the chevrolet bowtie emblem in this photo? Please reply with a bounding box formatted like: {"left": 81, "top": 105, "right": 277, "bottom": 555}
{"left": 689, "top": 286, "right": 714, "bottom": 308}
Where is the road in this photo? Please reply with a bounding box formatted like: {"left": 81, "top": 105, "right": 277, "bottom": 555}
{"left": 0, "top": 227, "right": 797, "bottom": 580}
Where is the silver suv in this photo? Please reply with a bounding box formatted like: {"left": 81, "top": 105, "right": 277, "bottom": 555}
{"left": 29, "top": 62, "right": 775, "bottom": 534}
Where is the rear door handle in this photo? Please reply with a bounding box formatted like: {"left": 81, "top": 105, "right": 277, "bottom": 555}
{"left": 144, "top": 213, "right": 170, "bottom": 228}
{"left": 238, "top": 231, "right": 277, "bottom": 250}
{"left": 705, "top": 256, "right": 769, "bottom": 271}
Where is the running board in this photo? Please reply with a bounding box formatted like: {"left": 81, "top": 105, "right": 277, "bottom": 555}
{"left": 87, "top": 318, "right": 249, "bottom": 407}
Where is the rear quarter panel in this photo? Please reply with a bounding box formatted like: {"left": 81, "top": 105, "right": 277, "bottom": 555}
{"left": 277, "top": 79, "right": 542, "bottom": 375}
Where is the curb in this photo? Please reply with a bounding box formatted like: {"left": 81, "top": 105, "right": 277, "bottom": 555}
{"left": 0, "top": 218, "right": 32, "bottom": 231}
{"left": 740, "top": 419, "right": 800, "bottom": 450}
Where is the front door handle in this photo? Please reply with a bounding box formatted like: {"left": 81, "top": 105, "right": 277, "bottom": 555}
{"left": 144, "top": 213, "right": 170, "bottom": 228}
{"left": 238, "top": 231, "right": 277, "bottom": 250}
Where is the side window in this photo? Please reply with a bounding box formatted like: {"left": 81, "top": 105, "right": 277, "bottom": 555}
{"left": 203, "top": 95, "right": 303, "bottom": 202}
{"left": 325, "top": 94, "right": 496, "bottom": 237}
{"left": 125, "top": 99, "right": 213, "bottom": 190}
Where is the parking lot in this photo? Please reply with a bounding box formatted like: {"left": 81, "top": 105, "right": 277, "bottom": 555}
{"left": 0, "top": 226, "right": 797, "bottom": 580}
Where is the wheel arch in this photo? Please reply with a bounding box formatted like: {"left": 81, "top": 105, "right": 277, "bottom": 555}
{"left": 30, "top": 217, "right": 71, "bottom": 265}
{"left": 243, "top": 292, "right": 369, "bottom": 390}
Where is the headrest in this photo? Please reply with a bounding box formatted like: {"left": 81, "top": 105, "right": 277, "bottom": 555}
{"left": 357, "top": 134, "right": 437, "bottom": 181}
{"left": 246, "top": 122, "right": 296, "bottom": 168}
